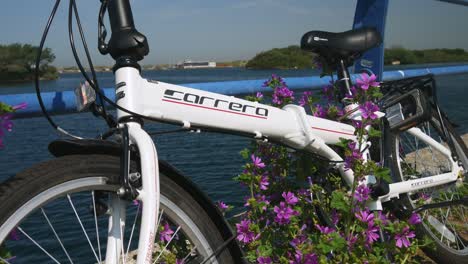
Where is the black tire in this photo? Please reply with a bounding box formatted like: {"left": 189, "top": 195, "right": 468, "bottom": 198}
{"left": 0, "top": 155, "right": 237, "bottom": 263}
{"left": 389, "top": 112, "right": 468, "bottom": 264}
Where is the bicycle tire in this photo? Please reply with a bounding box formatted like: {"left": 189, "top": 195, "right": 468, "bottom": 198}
{"left": 388, "top": 112, "right": 468, "bottom": 263}
{"left": 0, "top": 154, "right": 237, "bottom": 263}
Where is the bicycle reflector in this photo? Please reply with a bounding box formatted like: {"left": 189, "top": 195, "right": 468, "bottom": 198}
{"left": 383, "top": 88, "right": 432, "bottom": 132}
{"left": 74, "top": 81, "right": 96, "bottom": 111}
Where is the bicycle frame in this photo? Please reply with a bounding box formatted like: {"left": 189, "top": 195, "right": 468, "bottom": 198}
{"left": 112, "top": 66, "right": 463, "bottom": 263}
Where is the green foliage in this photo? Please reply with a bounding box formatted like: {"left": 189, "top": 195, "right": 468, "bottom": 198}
{"left": 0, "top": 43, "right": 58, "bottom": 82}
{"left": 385, "top": 47, "right": 468, "bottom": 65}
{"left": 246, "top": 46, "right": 316, "bottom": 69}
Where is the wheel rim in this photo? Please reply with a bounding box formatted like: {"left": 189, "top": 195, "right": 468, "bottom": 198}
{"left": 0, "top": 176, "right": 217, "bottom": 263}
{"left": 395, "top": 120, "right": 468, "bottom": 255}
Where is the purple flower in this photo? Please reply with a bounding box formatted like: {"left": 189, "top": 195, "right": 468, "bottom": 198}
{"left": 176, "top": 259, "right": 185, "bottom": 264}
{"left": 322, "top": 82, "right": 334, "bottom": 101}
{"left": 345, "top": 86, "right": 358, "bottom": 99}
{"left": 395, "top": 226, "right": 416, "bottom": 248}
{"left": 315, "top": 224, "right": 334, "bottom": 235}
{"left": 299, "top": 91, "right": 313, "bottom": 106}
{"left": 347, "top": 234, "right": 358, "bottom": 249}
{"left": 9, "top": 228, "right": 20, "bottom": 241}
{"left": 259, "top": 175, "right": 269, "bottom": 190}
{"left": 359, "top": 101, "right": 380, "bottom": 120}
{"left": 236, "top": 219, "right": 256, "bottom": 243}
{"left": 257, "top": 256, "right": 272, "bottom": 264}
{"left": 364, "top": 223, "right": 380, "bottom": 244}
{"left": 409, "top": 213, "right": 422, "bottom": 225}
{"left": 218, "top": 201, "right": 229, "bottom": 210}
{"left": 160, "top": 222, "right": 174, "bottom": 242}
{"left": 355, "top": 210, "right": 374, "bottom": 224}
{"left": 251, "top": 154, "right": 265, "bottom": 169}
{"left": 282, "top": 191, "right": 299, "bottom": 205}
{"left": 290, "top": 234, "right": 307, "bottom": 248}
{"left": 273, "top": 202, "right": 298, "bottom": 225}
{"left": 272, "top": 86, "right": 294, "bottom": 105}
{"left": 289, "top": 250, "right": 318, "bottom": 264}
{"left": 312, "top": 105, "right": 327, "bottom": 118}
{"left": 256, "top": 92, "right": 264, "bottom": 99}
{"left": 1, "top": 114, "right": 13, "bottom": 132}
{"left": 12, "top": 102, "right": 27, "bottom": 111}
{"left": 356, "top": 73, "right": 380, "bottom": 90}
{"left": 354, "top": 184, "right": 371, "bottom": 203}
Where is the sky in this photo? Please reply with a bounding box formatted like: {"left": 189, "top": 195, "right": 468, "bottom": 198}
{"left": 0, "top": 0, "right": 467, "bottom": 66}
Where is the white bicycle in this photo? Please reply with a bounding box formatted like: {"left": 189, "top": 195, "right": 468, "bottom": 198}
{"left": 0, "top": 0, "right": 466, "bottom": 263}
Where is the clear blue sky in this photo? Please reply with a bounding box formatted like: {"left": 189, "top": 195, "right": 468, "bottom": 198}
{"left": 1, "top": 0, "right": 467, "bottom": 66}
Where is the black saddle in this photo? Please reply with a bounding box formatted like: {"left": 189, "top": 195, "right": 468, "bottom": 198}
{"left": 301, "top": 27, "right": 382, "bottom": 65}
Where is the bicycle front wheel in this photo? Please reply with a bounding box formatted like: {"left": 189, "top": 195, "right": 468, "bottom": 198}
{"left": 389, "top": 112, "right": 468, "bottom": 263}
{"left": 0, "top": 155, "right": 238, "bottom": 263}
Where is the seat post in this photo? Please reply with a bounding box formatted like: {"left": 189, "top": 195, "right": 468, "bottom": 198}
{"left": 337, "top": 59, "right": 354, "bottom": 102}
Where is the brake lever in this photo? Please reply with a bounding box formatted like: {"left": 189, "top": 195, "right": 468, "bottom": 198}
{"left": 98, "top": 0, "right": 109, "bottom": 55}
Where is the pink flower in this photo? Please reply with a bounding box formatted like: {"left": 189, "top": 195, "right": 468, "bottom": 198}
{"left": 274, "top": 202, "right": 298, "bottom": 225}
{"left": 251, "top": 154, "right": 265, "bottom": 169}
{"left": 259, "top": 175, "right": 269, "bottom": 190}
{"left": 299, "top": 91, "right": 313, "bottom": 106}
{"left": 355, "top": 210, "right": 374, "bottom": 224}
{"left": 359, "top": 101, "right": 379, "bottom": 120}
{"left": 236, "top": 219, "right": 256, "bottom": 243}
{"left": 354, "top": 184, "right": 371, "bottom": 203}
{"left": 395, "top": 226, "right": 416, "bottom": 248}
{"left": 356, "top": 73, "right": 379, "bottom": 90}
{"left": 315, "top": 224, "right": 334, "bottom": 235}
{"left": 364, "top": 223, "right": 380, "bottom": 244}
{"left": 257, "top": 256, "right": 272, "bottom": 264}
{"left": 13, "top": 102, "right": 27, "bottom": 111}
{"left": 282, "top": 191, "right": 299, "bottom": 205}
{"left": 160, "top": 222, "right": 174, "bottom": 242}
{"left": 408, "top": 213, "right": 422, "bottom": 225}
{"left": 217, "top": 201, "right": 229, "bottom": 210}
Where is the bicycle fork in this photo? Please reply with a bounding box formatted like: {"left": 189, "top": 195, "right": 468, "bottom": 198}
{"left": 105, "top": 122, "right": 160, "bottom": 264}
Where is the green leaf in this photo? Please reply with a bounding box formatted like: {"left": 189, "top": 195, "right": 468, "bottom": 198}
{"left": 330, "top": 191, "right": 348, "bottom": 212}
{"left": 336, "top": 138, "right": 351, "bottom": 148}
{"left": 0, "top": 102, "right": 13, "bottom": 114}
{"left": 374, "top": 166, "right": 392, "bottom": 183}
{"left": 368, "top": 127, "right": 382, "bottom": 138}
{"left": 0, "top": 245, "right": 13, "bottom": 259}
{"left": 240, "top": 148, "right": 250, "bottom": 159}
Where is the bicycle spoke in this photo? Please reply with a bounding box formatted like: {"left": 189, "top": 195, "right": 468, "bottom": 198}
{"left": 17, "top": 226, "right": 61, "bottom": 264}
{"left": 125, "top": 202, "right": 141, "bottom": 257}
{"left": 91, "top": 191, "right": 102, "bottom": 262}
{"left": 41, "top": 208, "right": 74, "bottom": 264}
{"left": 67, "top": 194, "right": 100, "bottom": 263}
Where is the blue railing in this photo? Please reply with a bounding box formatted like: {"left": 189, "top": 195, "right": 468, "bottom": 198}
{"left": 1, "top": 64, "right": 468, "bottom": 118}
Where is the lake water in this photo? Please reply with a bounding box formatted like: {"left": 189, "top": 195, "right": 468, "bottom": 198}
{"left": 1, "top": 66, "right": 468, "bottom": 204}
{"left": 0, "top": 66, "right": 467, "bottom": 262}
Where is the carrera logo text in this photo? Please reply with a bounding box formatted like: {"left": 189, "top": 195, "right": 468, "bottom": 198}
{"left": 411, "top": 179, "right": 434, "bottom": 188}
{"left": 163, "top": 89, "right": 269, "bottom": 118}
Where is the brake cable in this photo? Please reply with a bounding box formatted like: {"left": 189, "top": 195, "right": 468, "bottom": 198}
{"left": 34, "top": 0, "right": 82, "bottom": 139}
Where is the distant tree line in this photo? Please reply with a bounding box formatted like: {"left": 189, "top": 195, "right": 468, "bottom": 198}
{"left": 384, "top": 46, "right": 468, "bottom": 65}
{"left": 246, "top": 45, "right": 468, "bottom": 69}
{"left": 0, "top": 43, "right": 58, "bottom": 82}
{"left": 246, "top": 46, "right": 314, "bottom": 69}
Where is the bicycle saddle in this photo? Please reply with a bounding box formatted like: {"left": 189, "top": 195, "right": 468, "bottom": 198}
{"left": 301, "top": 27, "right": 382, "bottom": 61}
